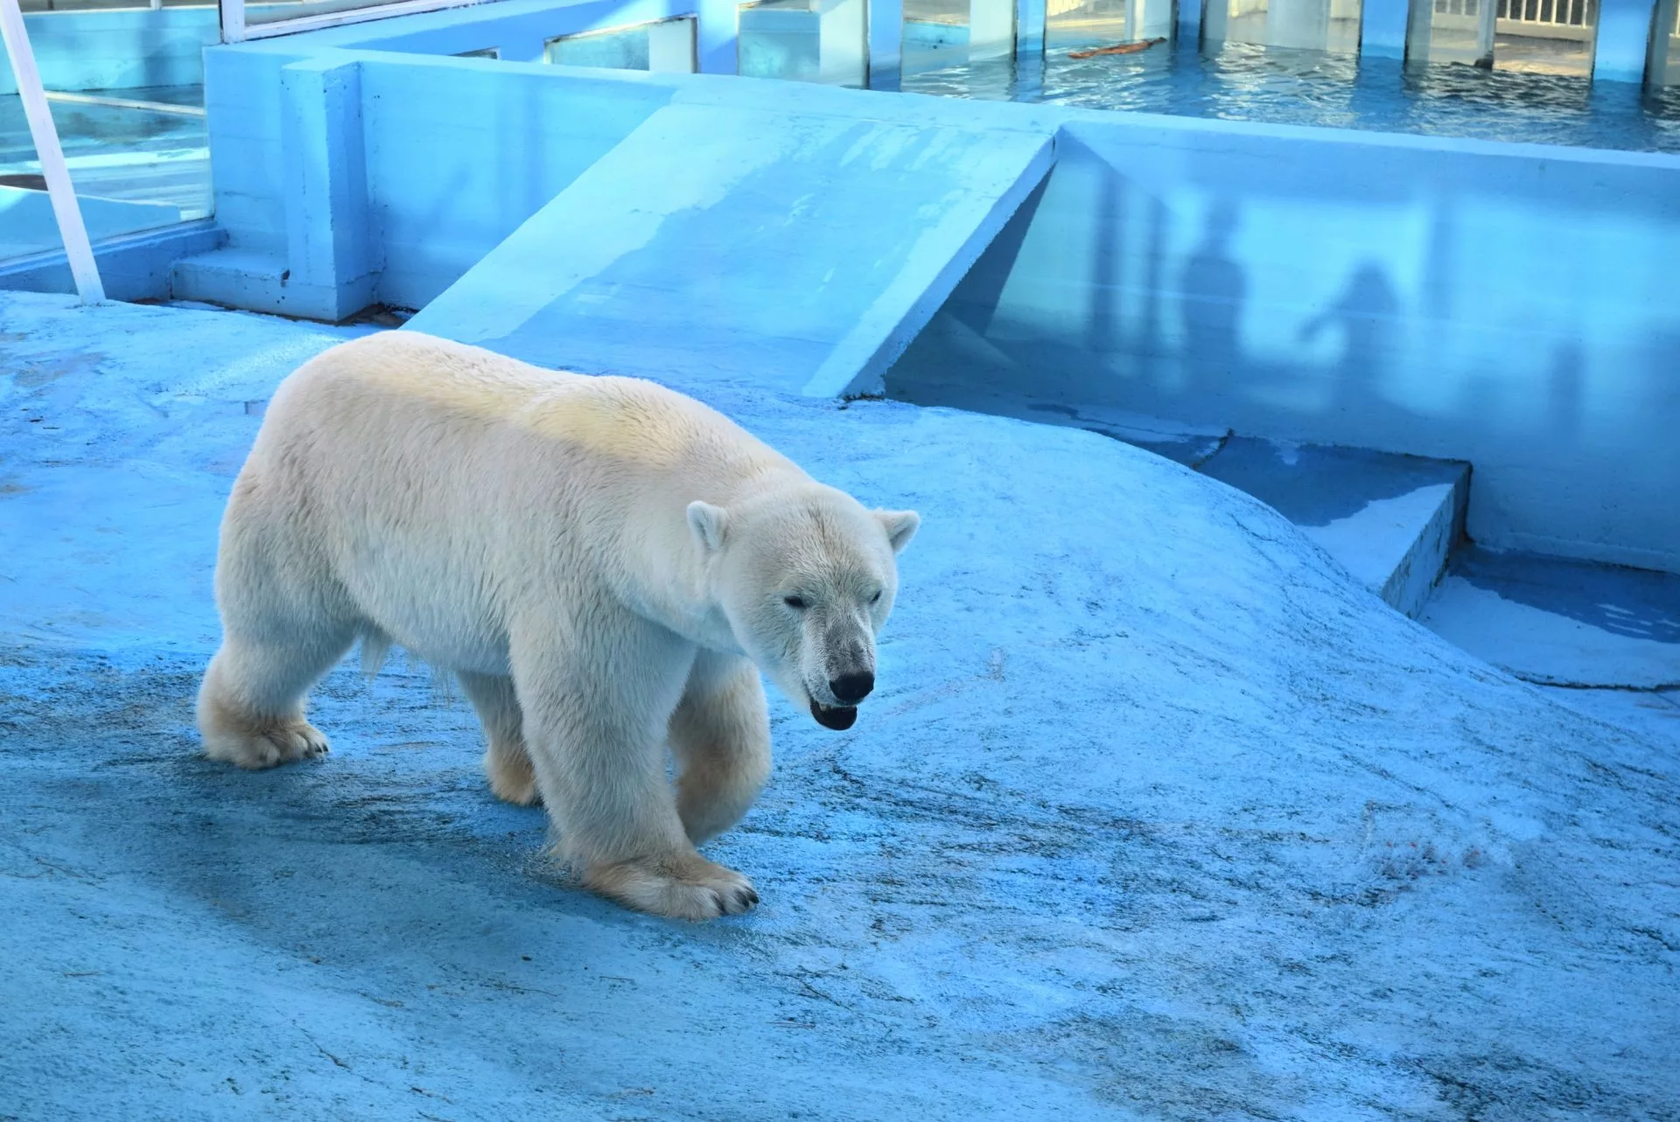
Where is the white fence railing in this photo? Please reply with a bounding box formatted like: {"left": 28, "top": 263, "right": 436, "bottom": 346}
{"left": 1435, "top": 0, "right": 1590, "bottom": 20}
{"left": 1434, "top": 0, "right": 1595, "bottom": 39}
{"left": 1496, "top": 0, "right": 1590, "bottom": 26}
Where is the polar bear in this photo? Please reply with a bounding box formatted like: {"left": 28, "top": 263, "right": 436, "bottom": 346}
{"left": 197, "top": 331, "right": 918, "bottom": 920}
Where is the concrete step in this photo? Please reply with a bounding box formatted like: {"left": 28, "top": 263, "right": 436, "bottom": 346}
{"left": 1421, "top": 546, "right": 1680, "bottom": 690}
{"left": 1197, "top": 437, "right": 1469, "bottom": 621}
{"left": 172, "top": 246, "right": 365, "bottom": 322}
{"left": 1419, "top": 546, "right": 1680, "bottom": 749}
{"left": 883, "top": 383, "right": 1468, "bottom": 619}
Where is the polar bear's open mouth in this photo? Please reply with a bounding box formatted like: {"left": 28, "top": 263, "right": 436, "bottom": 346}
{"left": 809, "top": 700, "right": 858, "bottom": 730}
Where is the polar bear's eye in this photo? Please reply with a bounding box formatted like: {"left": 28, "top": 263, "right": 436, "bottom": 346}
{"left": 783, "top": 595, "right": 808, "bottom": 609}
{"left": 869, "top": 591, "right": 882, "bottom": 604}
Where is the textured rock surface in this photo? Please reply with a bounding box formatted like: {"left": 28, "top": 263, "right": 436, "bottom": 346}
{"left": 2, "top": 293, "right": 1676, "bottom": 1120}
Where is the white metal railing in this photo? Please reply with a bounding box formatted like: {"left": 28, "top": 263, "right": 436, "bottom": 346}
{"left": 1496, "top": 0, "right": 1590, "bottom": 26}
{"left": 220, "top": 0, "right": 491, "bottom": 42}
{"left": 1436, "top": 0, "right": 1593, "bottom": 24}
{"left": 1435, "top": 0, "right": 1595, "bottom": 39}
{"left": 1044, "top": 0, "right": 1172, "bottom": 30}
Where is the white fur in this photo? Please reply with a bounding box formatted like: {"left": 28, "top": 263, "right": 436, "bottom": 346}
{"left": 197, "top": 331, "right": 917, "bottom": 921}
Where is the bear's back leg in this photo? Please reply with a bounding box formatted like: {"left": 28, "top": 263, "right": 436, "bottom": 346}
{"left": 458, "top": 671, "right": 538, "bottom": 807}
{"left": 197, "top": 470, "right": 362, "bottom": 770}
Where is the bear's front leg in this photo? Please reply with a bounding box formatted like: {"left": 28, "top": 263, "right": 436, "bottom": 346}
{"left": 511, "top": 615, "right": 758, "bottom": 921}
{"left": 670, "top": 650, "right": 772, "bottom": 845}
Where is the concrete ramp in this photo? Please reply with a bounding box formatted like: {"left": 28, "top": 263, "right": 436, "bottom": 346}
{"left": 404, "top": 100, "right": 1055, "bottom": 398}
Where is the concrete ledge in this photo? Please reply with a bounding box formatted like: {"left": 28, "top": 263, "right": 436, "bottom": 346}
{"left": 171, "top": 246, "right": 351, "bottom": 321}
{"left": 1422, "top": 546, "right": 1680, "bottom": 689}
{"left": 0, "top": 220, "right": 226, "bottom": 304}
{"left": 883, "top": 380, "right": 1469, "bottom": 619}
{"left": 1196, "top": 438, "right": 1470, "bottom": 620}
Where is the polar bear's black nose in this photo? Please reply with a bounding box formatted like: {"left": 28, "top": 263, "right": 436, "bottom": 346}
{"left": 830, "top": 671, "right": 874, "bottom": 705}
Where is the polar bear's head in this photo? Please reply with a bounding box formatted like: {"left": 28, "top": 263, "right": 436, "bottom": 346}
{"left": 688, "top": 486, "right": 918, "bottom": 731}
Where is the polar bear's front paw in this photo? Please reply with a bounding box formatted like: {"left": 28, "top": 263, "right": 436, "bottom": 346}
{"left": 204, "top": 719, "right": 331, "bottom": 770}
{"left": 584, "top": 854, "right": 759, "bottom": 921}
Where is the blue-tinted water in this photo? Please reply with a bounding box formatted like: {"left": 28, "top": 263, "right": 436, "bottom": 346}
{"left": 899, "top": 40, "right": 1680, "bottom": 154}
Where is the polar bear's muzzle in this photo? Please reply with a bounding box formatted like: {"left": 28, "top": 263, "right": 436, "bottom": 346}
{"left": 808, "top": 657, "right": 873, "bottom": 730}
{"left": 809, "top": 699, "right": 859, "bottom": 730}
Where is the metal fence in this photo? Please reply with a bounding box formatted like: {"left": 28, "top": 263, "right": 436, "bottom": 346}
{"left": 1496, "top": 0, "right": 1591, "bottom": 26}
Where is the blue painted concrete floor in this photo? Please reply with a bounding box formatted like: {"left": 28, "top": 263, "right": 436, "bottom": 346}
{"left": 1421, "top": 547, "right": 1680, "bottom": 752}
{"left": 3, "top": 291, "right": 1678, "bottom": 1120}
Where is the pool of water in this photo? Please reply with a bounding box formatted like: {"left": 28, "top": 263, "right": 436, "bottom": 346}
{"left": 899, "top": 40, "right": 1680, "bottom": 154}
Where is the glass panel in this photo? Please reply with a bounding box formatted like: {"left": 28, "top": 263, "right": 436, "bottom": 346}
{"left": 1654, "top": 0, "right": 1680, "bottom": 87}
{"left": 1493, "top": 0, "right": 1594, "bottom": 77}
{"left": 546, "top": 25, "right": 654, "bottom": 69}
{"left": 739, "top": 0, "right": 866, "bottom": 86}
{"left": 2, "top": 3, "right": 210, "bottom": 264}
{"left": 1203, "top": 0, "right": 1363, "bottom": 55}
{"left": 1045, "top": 0, "right": 1173, "bottom": 54}
{"left": 1408, "top": 0, "right": 1594, "bottom": 75}
{"left": 903, "top": 0, "right": 1014, "bottom": 73}
{"left": 247, "top": 0, "right": 396, "bottom": 29}
{"left": 1411, "top": 0, "right": 1494, "bottom": 66}
{"left": 545, "top": 18, "right": 697, "bottom": 73}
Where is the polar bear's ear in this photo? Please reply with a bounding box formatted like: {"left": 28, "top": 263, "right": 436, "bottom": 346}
{"left": 875, "top": 509, "right": 920, "bottom": 555}
{"left": 687, "top": 501, "right": 730, "bottom": 555}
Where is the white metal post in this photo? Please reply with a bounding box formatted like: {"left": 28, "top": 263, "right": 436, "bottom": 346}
{"left": 220, "top": 0, "right": 246, "bottom": 43}
{"left": 0, "top": 0, "right": 104, "bottom": 303}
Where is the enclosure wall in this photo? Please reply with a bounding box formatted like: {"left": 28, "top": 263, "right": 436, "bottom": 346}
{"left": 887, "top": 120, "right": 1680, "bottom": 571}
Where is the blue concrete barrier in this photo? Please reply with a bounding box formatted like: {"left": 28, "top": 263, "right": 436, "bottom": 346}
{"left": 405, "top": 97, "right": 1055, "bottom": 397}
{"left": 189, "top": 32, "right": 1680, "bottom": 572}
{"left": 887, "top": 118, "right": 1680, "bottom": 572}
